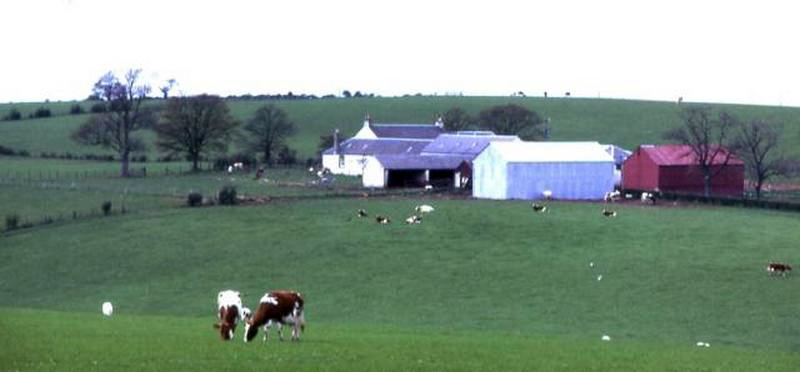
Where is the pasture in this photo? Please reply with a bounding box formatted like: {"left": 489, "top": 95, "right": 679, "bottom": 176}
{"left": 1, "top": 195, "right": 798, "bottom": 370}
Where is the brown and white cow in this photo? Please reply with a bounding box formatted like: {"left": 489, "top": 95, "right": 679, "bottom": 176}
{"left": 244, "top": 290, "right": 306, "bottom": 343}
{"left": 213, "top": 290, "right": 244, "bottom": 341}
{"left": 766, "top": 262, "right": 792, "bottom": 276}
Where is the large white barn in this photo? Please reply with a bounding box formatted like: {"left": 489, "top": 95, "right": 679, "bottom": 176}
{"left": 472, "top": 141, "right": 616, "bottom": 200}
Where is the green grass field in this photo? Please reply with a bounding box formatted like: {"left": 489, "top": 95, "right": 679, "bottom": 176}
{"left": 2, "top": 96, "right": 799, "bottom": 370}
{"left": 3, "top": 97, "right": 800, "bottom": 161}
{"left": 1, "top": 197, "right": 798, "bottom": 370}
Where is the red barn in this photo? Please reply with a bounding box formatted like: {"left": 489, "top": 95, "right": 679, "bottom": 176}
{"left": 622, "top": 144, "right": 744, "bottom": 197}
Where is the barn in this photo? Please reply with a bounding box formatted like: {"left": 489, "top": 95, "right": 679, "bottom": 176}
{"left": 362, "top": 155, "right": 470, "bottom": 188}
{"left": 621, "top": 144, "right": 744, "bottom": 196}
{"left": 472, "top": 141, "right": 616, "bottom": 200}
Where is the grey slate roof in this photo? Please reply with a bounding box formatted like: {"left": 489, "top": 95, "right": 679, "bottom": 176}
{"left": 374, "top": 155, "right": 469, "bottom": 170}
{"left": 370, "top": 124, "right": 445, "bottom": 139}
{"left": 421, "top": 134, "right": 519, "bottom": 157}
{"left": 322, "top": 138, "right": 431, "bottom": 156}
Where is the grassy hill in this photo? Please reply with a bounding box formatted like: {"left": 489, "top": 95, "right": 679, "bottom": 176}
{"left": 1, "top": 198, "right": 798, "bottom": 369}
{"left": 2, "top": 96, "right": 799, "bottom": 370}
{"left": 3, "top": 97, "right": 800, "bottom": 161}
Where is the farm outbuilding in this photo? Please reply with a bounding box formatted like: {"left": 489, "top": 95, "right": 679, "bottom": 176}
{"left": 472, "top": 142, "right": 616, "bottom": 200}
{"left": 362, "top": 155, "right": 470, "bottom": 188}
{"left": 321, "top": 138, "right": 431, "bottom": 176}
{"left": 622, "top": 144, "right": 744, "bottom": 196}
{"left": 321, "top": 116, "right": 445, "bottom": 176}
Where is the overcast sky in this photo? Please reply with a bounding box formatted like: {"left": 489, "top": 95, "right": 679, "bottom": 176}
{"left": 1, "top": 0, "right": 799, "bottom": 106}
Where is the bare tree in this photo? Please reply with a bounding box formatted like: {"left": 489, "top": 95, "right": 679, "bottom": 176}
{"left": 153, "top": 94, "right": 239, "bottom": 172}
{"left": 239, "top": 104, "right": 296, "bottom": 167}
{"left": 160, "top": 79, "right": 177, "bottom": 99}
{"left": 663, "top": 107, "right": 738, "bottom": 197}
{"left": 732, "top": 120, "right": 794, "bottom": 199}
{"left": 71, "top": 69, "right": 155, "bottom": 177}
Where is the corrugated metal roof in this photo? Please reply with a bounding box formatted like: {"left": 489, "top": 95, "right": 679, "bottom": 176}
{"left": 374, "top": 155, "right": 469, "bottom": 170}
{"left": 487, "top": 141, "right": 615, "bottom": 163}
{"left": 371, "top": 124, "right": 444, "bottom": 139}
{"left": 322, "top": 138, "right": 431, "bottom": 155}
{"left": 421, "top": 134, "right": 520, "bottom": 157}
{"left": 639, "top": 144, "right": 744, "bottom": 166}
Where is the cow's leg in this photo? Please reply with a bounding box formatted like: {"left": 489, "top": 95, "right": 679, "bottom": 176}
{"left": 277, "top": 322, "right": 284, "bottom": 341}
{"left": 263, "top": 322, "right": 270, "bottom": 342}
{"left": 291, "top": 323, "right": 299, "bottom": 341}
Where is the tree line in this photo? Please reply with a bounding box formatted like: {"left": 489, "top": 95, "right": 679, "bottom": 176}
{"left": 71, "top": 69, "right": 297, "bottom": 176}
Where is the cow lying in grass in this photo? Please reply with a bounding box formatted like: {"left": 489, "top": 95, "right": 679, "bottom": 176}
{"left": 531, "top": 203, "right": 547, "bottom": 213}
{"left": 766, "top": 262, "right": 792, "bottom": 276}
{"left": 376, "top": 216, "right": 391, "bottom": 224}
{"left": 601, "top": 209, "right": 617, "bottom": 217}
{"left": 244, "top": 290, "right": 306, "bottom": 342}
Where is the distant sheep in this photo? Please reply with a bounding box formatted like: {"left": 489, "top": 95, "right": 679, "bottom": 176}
{"left": 604, "top": 191, "right": 621, "bottom": 202}
{"left": 601, "top": 209, "right": 617, "bottom": 217}
{"left": 357, "top": 209, "right": 368, "bottom": 218}
{"left": 542, "top": 190, "right": 553, "bottom": 200}
{"left": 376, "top": 216, "right": 391, "bottom": 224}
{"left": 405, "top": 215, "right": 422, "bottom": 224}
{"left": 641, "top": 192, "right": 656, "bottom": 204}
{"left": 415, "top": 205, "right": 435, "bottom": 213}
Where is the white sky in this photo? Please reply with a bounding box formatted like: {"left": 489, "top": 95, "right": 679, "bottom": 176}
{"left": 1, "top": 0, "right": 799, "bottom": 106}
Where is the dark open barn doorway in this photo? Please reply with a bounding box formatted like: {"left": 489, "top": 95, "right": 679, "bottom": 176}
{"left": 386, "top": 170, "right": 427, "bottom": 188}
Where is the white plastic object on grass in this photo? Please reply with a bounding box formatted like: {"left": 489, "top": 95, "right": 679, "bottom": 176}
{"left": 102, "top": 301, "right": 113, "bottom": 316}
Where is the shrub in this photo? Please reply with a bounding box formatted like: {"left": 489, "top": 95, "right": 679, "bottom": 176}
{"left": 2, "top": 108, "right": 22, "bottom": 121}
{"left": 5, "top": 214, "right": 19, "bottom": 231}
{"left": 0, "top": 145, "right": 15, "bottom": 156}
{"left": 187, "top": 191, "right": 203, "bottom": 207}
{"left": 34, "top": 107, "right": 52, "bottom": 118}
{"left": 101, "top": 201, "right": 112, "bottom": 216}
{"left": 69, "top": 104, "right": 84, "bottom": 115}
{"left": 218, "top": 186, "right": 238, "bottom": 205}
{"left": 90, "top": 102, "right": 107, "bottom": 113}
{"left": 277, "top": 146, "right": 297, "bottom": 165}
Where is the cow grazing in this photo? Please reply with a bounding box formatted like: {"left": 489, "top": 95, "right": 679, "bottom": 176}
{"left": 531, "top": 203, "right": 547, "bottom": 213}
{"left": 604, "top": 190, "right": 621, "bottom": 202}
{"left": 376, "top": 215, "right": 391, "bottom": 224}
{"left": 214, "top": 290, "right": 244, "bottom": 341}
{"left": 415, "top": 205, "right": 435, "bottom": 213}
{"left": 244, "top": 291, "right": 306, "bottom": 342}
{"left": 357, "top": 209, "right": 368, "bottom": 218}
{"left": 641, "top": 192, "right": 656, "bottom": 204}
{"left": 405, "top": 215, "right": 422, "bottom": 224}
{"left": 542, "top": 190, "right": 553, "bottom": 200}
{"left": 766, "top": 262, "right": 792, "bottom": 276}
{"left": 601, "top": 209, "right": 617, "bottom": 217}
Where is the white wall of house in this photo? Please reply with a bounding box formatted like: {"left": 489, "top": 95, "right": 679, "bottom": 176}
{"left": 322, "top": 154, "right": 373, "bottom": 176}
{"left": 362, "top": 158, "right": 387, "bottom": 187}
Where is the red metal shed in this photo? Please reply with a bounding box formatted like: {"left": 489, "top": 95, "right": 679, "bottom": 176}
{"left": 622, "top": 144, "right": 744, "bottom": 196}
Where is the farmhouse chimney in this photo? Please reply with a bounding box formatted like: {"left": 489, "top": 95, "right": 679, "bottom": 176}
{"left": 333, "top": 128, "right": 340, "bottom": 155}
{"left": 363, "top": 113, "right": 371, "bottom": 129}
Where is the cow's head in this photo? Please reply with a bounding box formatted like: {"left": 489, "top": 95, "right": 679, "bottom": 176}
{"left": 214, "top": 305, "right": 238, "bottom": 341}
{"left": 243, "top": 320, "right": 258, "bottom": 342}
